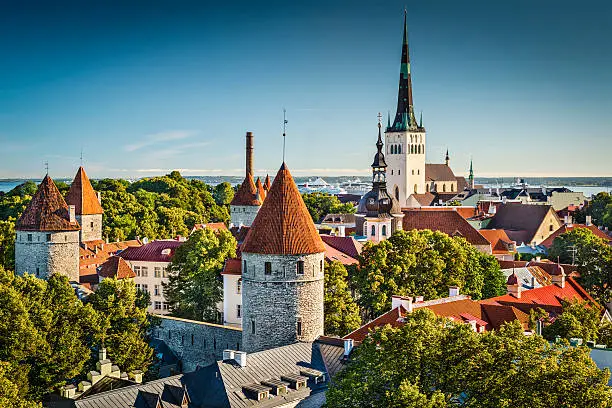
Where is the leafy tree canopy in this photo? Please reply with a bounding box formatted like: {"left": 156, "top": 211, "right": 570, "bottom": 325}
{"left": 324, "top": 261, "right": 361, "bottom": 337}
{"left": 164, "top": 228, "right": 236, "bottom": 322}
{"left": 325, "top": 309, "right": 612, "bottom": 408}
{"left": 576, "top": 192, "right": 612, "bottom": 228}
{"left": 353, "top": 230, "right": 506, "bottom": 318}
{"left": 301, "top": 192, "right": 355, "bottom": 223}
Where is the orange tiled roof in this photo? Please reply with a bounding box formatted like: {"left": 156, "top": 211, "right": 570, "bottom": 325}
{"left": 320, "top": 235, "right": 363, "bottom": 259}
{"left": 65, "top": 166, "right": 104, "bottom": 215}
{"left": 264, "top": 174, "right": 271, "bottom": 191}
{"left": 256, "top": 177, "right": 266, "bottom": 201}
{"left": 415, "top": 206, "right": 478, "bottom": 220}
{"left": 323, "top": 242, "right": 358, "bottom": 265}
{"left": 344, "top": 305, "right": 406, "bottom": 342}
{"left": 222, "top": 258, "right": 242, "bottom": 275}
{"left": 540, "top": 224, "right": 612, "bottom": 248}
{"left": 192, "top": 222, "right": 228, "bottom": 233}
{"left": 241, "top": 163, "right": 326, "bottom": 255}
{"left": 79, "top": 239, "right": 142, "bottom": 284}
{"left": 98, "top": 256, "right": 136, "bottom": 279}
{"left": 230, "top": 174, "right": 261, "bottom": 206}
{"left": 16, "top": 175, "right": 81, "bottom": 232}
{"left": 478, "top": 229, "right": 515, "bottom": 254}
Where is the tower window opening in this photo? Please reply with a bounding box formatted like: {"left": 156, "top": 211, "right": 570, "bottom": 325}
{"left": 243, "top": 260, "right": 247, "bottom": 275}
{"left": 382, "top": 225, "right": 387, "bottom": 236}
{"left": 391, "top": 170, "right": 393, "bottom": 175}
{"left": 414, "top": 184, "right": 418, "bottom": 194}
{"left": 237, "top": 278, "right": 242, "bottom": 294}
{"left": 46, "top": 234, "right": 51, "bottom": 242}
{"left": 251, "top": 320, "right": 256, "bottom": 334}
{"left": 398, "top": 170, "right": 400, "bottom": 175}
{"left": 398, "top": 145, "right": 402, "bottom": 154}
{"left": 371, "top": 225, "right": 376, "bottom": 236}
{"left": 297, "top": 261, "right": 305, "bottom": 275}
{"left": 265, "top": 262, "right": 272, "bottom": 275}
{"left": 27, "top": 234, "right": 32, "bottom": 242}
{"left": 297, "top": 317, "right": 303, "bottom": 336}
{"left": 320, "top": 260, "right": 323, "bottom": 272}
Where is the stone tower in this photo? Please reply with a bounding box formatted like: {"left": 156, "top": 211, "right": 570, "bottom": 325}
{"left": 230, "top": 132, "right": 261, "bottom": 227}
{"left": 240, "top": 163, "right": 326, "bottom": 353}
{"left": 385, "top": 11, "right": 427, "bottom": 206}
{"left": 356, "top": 117, "right": 404, "bottom": 242}
{"left": 15, "top": 175, "right": 81, "bottom": 281}
{"left": 65, "top": 166, "right": 104, "bottom": 242}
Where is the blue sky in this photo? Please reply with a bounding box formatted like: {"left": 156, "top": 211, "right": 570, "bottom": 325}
{"left": 0, "top": 0, "right": 610, "bottom": 179}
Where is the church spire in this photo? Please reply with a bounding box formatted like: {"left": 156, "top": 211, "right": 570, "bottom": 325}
{"left": 445, "top": 149, "right": 450, "bottom": 166}
{"left": 469, "top": 159, "right": 475, "bottom": 189}
{"left": 391, "top": 10, "right": 417, "bottom": 131}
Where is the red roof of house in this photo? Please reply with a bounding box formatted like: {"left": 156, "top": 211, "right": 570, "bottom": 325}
{"left": 540, "top": 224, "right": 612, "bottom": 248}
{"left": 323, "top": 242, "right": 359, "bottom": 265}
{"left": 416, "top": 206, "right": 478, "bottom": 220}
{"left": 222, "top": 258, "right": 242, "bottom": 275}
{"left": 192, "top": 222, "right": 228, "bottom": 233}
{"left": 478, "top": 229, "right": 515, "bottom": 254}
{"left": 230, "top": 174, "right": 261, "bottom": 206}
{"left": 16, "top": 175, "right": 81, "bottom": 232}
{"left": 425, "top": 164, "right": 457, "bottom": 182}
{"left": 487, "top": 203, "right": 560, "bottom": 245}
{"left": 320, "top": 235, "right": 363, "bottom": 260}
{"left": 402, "top": 208, "right": 491, "bottom": 247}
{"left": 65, "top": 166, "right": 104, "bottom": 216}
{"left": 79, "top": 239, "right": 142, "bottom": 284}
{"left": 344, "top": 305, "right": 407, "bottom": 342}
{"left": 119, "top": 240, "right": 183, "bottom": 262}
{"left": 405, "top": 192, "right": 436, "bottom": 207}
{"left": 241, "top": 163, "right": 325, "bottom": 255}
{"left": 98, "top": 256, "right": 136, "bottom": 279}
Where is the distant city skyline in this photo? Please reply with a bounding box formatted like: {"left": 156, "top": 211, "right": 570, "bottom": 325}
{"left": 1, "top": 0, "right": 611, "bottom": 179}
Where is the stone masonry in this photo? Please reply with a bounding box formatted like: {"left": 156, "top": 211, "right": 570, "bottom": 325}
{"left": 14, "top": 230, "right": 80, "bottom": 281}
{"left": 153, "top": 315, "right": 243, "bottom": 372}
{"left": 241, "top": 252, "right": 325, "bottom": 353}
{"left": 77, "top": 213, "right": 102, "bottom": 242}
{"left": 230, "top": 204, "right": 260, "bottom": 228}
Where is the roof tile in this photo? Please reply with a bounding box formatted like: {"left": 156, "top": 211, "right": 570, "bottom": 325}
{"left": 65, "top": 166, "right": 104, "bottom": 215}
{"left": 230, "top": 175, "right": 261, "bottom": 206}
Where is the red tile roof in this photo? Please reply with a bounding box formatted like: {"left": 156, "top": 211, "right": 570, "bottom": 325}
{"left": 319, "top": 235, "right": 363, "bottom": 259}
{"left": 343, "top": 306, "right": 406, "bottom": 342}
{"left": 230, "top": 175, "right": 261, "bottom": 206}
{"left": 65, "top": 167, "right": 104, "bottom": 216}
{"left": 119, "top": 240, "right": 183, "bottom": 262}
{"left": 478, "top": 229, "right": 515, "bottom": 254}
{"left": 222, "top": 258, "right": 242, "bottom": 275}
{"left": 405, "top": 192, "right": 436, "bottom": 207}
{"left": 323, "top": 242, "right": 359, "bottom": 265}
{"left": 79, "top": 239, "right": 142, "bottom": 284}
{"left": 230, "top": 226, "right": 250, "bottom": 244}
{"left": 415, "top": 206, "right": 478, "bottom": 220}
{"left": 191, "top": 222, "right": 228, "bottom": 233}
{"left": 402, "top": 208, "right": 491, "bottom": 247}
{"left": 98, "top": 256, "right": 136, "bottom": 279}
{"left": 540, "top": 224, "right": 612, "bottom": 248}
{"left": 487, "top": 203, "right": 560, "bottom": 245}
{"left": 255, "top": 177, "right": 266, "bottom": 201}
{"left": 241, "top": 163, "right": 326, "bottom": 255}
{"left": 16, "top": 175, "right": 81, "bottom": 232}
{"left": 264, "top": 174, "right": 271, "bottom": 191}
{"left": 425, "top": 164, "right": 457, "bottom": 182}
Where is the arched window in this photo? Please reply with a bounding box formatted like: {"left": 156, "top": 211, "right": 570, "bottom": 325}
{"left": 398, "top": 170, "right": 400, "bottom": 175}
{"left": 411, "top": 145, "right": 414, "bottom": 154}
{"left": 420, "top": 135, "right": 422, "bottom": 143}
{"left": 395, "top": 186, "right": 399, "bottom": 200}
{"left": 426, "top": 184, "right": 430, "bottom": 192}
{"left": 382, "top": 225, "right": 387, "bottom": 236}
{"left": 371, "top": 225, "right": 376, "bottom": 236}
{"left": 237, "top": 278, "right": 242, "bottom": 294}
{"left": 410, "top": 135, "right": 413, "bottom": 143}
{"left": 414, "top": 184, "right": 418, "bottom": 193}
{"left": 451, "top": 184, "right": 455, "bottom": 192}
{"left": 398, "top": 145, "right": 401, "bottom": 154}
{"left": 443, "top": 184, "right": 446, "bottom": 192}
{"left": 391, "top": 169, "right": 393, "bottom": 175}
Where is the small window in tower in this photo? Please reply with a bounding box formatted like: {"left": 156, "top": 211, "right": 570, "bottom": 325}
{"left": 412, "top": 170, "right": 414, "bottom": 175}
{"left": 191, "top": 334, "right": 194, "bottom": 345}
{"left": 237, "top": 278, "right": 242, "bottom": 294}
{"left": 414, "top": 184, "right": 418, "bottom": 194}
{"left": 251, "top": 319, "right": 256, "bottom": 334}
{"left": 237, "top": 304, "right": 242, "bottom": 318}
{"left": 297, "top": 261, "right": 305, "bottom": 275}
{"left": 391, "top": 170, "right": 393, "bottom": 175}
{"left": 90, "top": 222, "right": 94, "bottom": 228}
{"left": 398, "top": 170, "right": 400, "bottom": 175}
{"left": 371, "top": 225, "right": 376, "bottom": 236}
{"left": 550, "top": 225, "right": 554, "bottom": 232}
{"left": 27, "top": 234, "right": 32, "bottom": 242}
{"left": 36, "top": 267, "right": 40, "bottom": 277}
{"left": 243, "top": 260, "right": 247, "bottom": 274}
{"left": 320, "top": 260, "right": 323, "bottom": 273}
{"left": 265, "top": 262, "right": 272, "bottom": 275}
{"left": 443, "top": 184, "right": 447, "bottom": 193}
{"left": 398, "top": 145, "right": 402, "bottom": 154}
{"left": 297, "top": 317, "right": 303, "bottom": 336}
{"left": 417, "top": 169, "right": 420, "bottom": 175}
{"left": 46, "top": 234, "right": 51, "bottom": 242}
{"left": 382, "top": 225, "right": 387, "bottom": 236}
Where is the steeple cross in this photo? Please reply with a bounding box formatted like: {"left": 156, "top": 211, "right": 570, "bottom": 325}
{"left": 44, "top": 161, "right": 49, "bottom": 175}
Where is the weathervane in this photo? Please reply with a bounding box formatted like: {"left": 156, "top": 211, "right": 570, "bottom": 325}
{"left": 282, "top": 108, "right": 288, "bottom": 163}
{"left": 44, "top": 161, "right": 49, "bottom": 175}
{"left": 80, "top": 148, "right": 84, "bottom": 166}
{"left": 377, "top": 112, "right": 382, "bottom": 127}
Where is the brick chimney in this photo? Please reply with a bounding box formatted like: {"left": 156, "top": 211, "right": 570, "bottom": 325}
{"left": 391, "top": 295, "right": 413, "bottom": 312}
{"left": 551, "top": 264, "right": 566, "bottom": 288}
{"left": 246, "top": 131, "right": 254, "bottom": 177}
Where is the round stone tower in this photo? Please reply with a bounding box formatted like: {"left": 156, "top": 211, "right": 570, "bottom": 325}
{"left": 240, "top": 163, "right": 326, "bottom": 353}
{"left": 15, "top": 175, "right": 81, "bottom": 281}
{"left": 65, "top": 166, "right": 104, "bottom": 243}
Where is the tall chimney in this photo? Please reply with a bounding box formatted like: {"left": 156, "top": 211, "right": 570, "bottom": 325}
{"left": 246, "top": 132, "right": 254, "bottom": 177}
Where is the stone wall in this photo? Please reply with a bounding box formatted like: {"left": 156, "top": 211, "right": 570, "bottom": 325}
{"left": 77, "top": 214, "right": 102, "bottom": 242}
{"left": 153, "top": 315, "right": 243, "bottom": 372}
{"left": 241, "top": 252, "right": 325, "bottom": 353}
{"left": 15, "top": 230, "right": 80, "bottom": 281}
{"left": 230, "top": 205, "right": 259, "bottom": 228}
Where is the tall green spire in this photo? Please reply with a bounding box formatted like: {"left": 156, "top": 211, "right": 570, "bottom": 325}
{"left": 391, "top": 10, "right": 417, "bottom": 131}
{"left": 469, "top": 159, "right": 475, "bottom": 189}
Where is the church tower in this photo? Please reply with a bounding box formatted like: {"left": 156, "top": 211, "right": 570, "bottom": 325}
{"left": 15, "top": 175, "right": 81, "bottom": 281}
{"left": 385, "top": 11, "right": 426, "bottom": 206}
{"left": 356, "top": 116, "right": 404, "bottom": 242}
{"left": 240, "top": 163, "right": 325, "bottom": 353}
{"left": 65, "top": 166, "right": 104, "bottom": 242}
{"left": 230, "top": 132, "right": 262, "bottom": 227}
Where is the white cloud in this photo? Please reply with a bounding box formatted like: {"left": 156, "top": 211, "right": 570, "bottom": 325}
{"left": 124, "top": 130, "right": 198, "bottom": 152}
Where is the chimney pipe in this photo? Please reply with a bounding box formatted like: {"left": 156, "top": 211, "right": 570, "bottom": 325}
{"left": 69, "top": 205, "right": 76, "bottom": 223}
{"left": 246, "top": 132, "right": 254, "bottom": 177}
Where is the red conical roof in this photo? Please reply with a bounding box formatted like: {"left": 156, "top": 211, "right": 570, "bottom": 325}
{"left": 230, "top": 174, "right": 261, "bottom": 206}
{"left": 65, "top": 167, "right": 104, "bottom": 215}
{"left": 16, "top": 175, "right": 81, "bottom": 231}
{"left": 264, "top": 174, "right": 271, "bottom": 191}
{"left": 255, "top": 177, "right": 266, "bottom": 201}
{"left": 241, "top": 163, "right": 325, "bottom": 255}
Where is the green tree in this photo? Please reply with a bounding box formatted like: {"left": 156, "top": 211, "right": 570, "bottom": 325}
{"left": 0, "top": 220, "right": 15, "bottom": 270}
{"left": 164, "top": 228, "right": 236, "bottom": 322}
{"left": 324, "top": 261, "right": 361, "bottom": 337}
{"left": 0, "top": 362, "right": 41, "bottom": 408}
{"left": 549, "top": 228, "right": 612, "bottom": 304}
{"left": 88, "top": 278, "right": 154, "bottom": 373}
{"left": 579, "top": 192, "right": 612, "bottom": 228}
{"left": 325, "top": 309, "right": 612, "bottom": 408}
{"left": 301, "top": 192, "right": 355, "bottom": 223}
{"left": 542, "top": 300, "right": 602, "bottom": 342}
{"left": 353, "top": 230, "right": 505, "bottom": 319}
{"left": 213, "top": 182, "right": 235, "bottom": 206}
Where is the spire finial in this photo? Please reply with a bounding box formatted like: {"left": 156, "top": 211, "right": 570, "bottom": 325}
{"left": 282, "top": 108, "right": 288, "bottom": 163}
{"left": 377, "top": 112, "right": 382, "bottom": 129}
{"left": 80, "top": 148, "right": 84, "bottom": 166}
{"left": 445, "top": 149, "right": 450, "bottom": 166}
{"left": 44, "top": 161, "right": 49, "bottom": 175}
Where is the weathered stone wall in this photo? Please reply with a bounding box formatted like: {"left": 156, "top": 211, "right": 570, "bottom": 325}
{"left": 15, "top": 230, "right": 80, "bottom": 281}
{"left": 230, "top": 205, "right": 259, "bottom": 228}
{"left": 241, "top": 252, "right": 325, "bottom": 353}
{"left": 153, "top": 315, "right": 243, "bottom": 372}
{"left": 77, "top": 214, "right": 102, "bottom": 242}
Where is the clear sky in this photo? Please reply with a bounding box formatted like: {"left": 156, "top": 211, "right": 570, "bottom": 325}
{"left": 0, "top": 0, "right": 610, "bottom": 179}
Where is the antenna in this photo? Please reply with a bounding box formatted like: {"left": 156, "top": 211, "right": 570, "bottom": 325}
{"left": 282, "top": 108, "right": 288, "bottom": 163}
{"left": 44, "top": 161, "right": 49, "bottom": 175}
{"left": 80, "top": 148, "right": 84, "bottom": 166}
